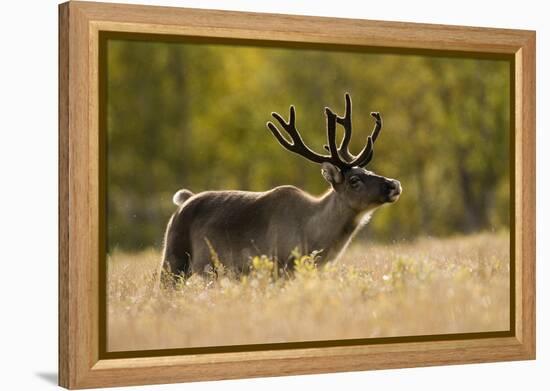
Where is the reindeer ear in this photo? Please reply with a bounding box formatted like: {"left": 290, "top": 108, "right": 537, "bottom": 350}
{"left": 321, "top": 162, "right": 343, "bottom": 185}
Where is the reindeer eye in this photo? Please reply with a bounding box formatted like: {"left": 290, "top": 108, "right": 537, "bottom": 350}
{"left": 349, "top": 176, "right": 361, "bottom": 188}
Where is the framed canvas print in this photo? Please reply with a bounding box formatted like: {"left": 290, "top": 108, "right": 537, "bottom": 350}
{"left": 58, "top": 1, "right": 536, "bottom": 389}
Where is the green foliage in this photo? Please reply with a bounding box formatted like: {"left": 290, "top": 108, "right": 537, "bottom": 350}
{"left": 106, "top": 39, "right": 510, "bottom": 251}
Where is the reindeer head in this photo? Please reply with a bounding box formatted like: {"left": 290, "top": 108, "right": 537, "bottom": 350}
{"left": 266, "top": 93, "right": 401, "bottom": 212}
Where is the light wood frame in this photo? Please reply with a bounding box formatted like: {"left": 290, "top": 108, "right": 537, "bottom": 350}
{"left": 59, "top": 1, "right": 536, "bottom": 389}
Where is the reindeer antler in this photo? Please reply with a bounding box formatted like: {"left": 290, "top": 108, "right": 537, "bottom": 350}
{"left": 266, "top": 106, "right": 336, "bottom": 165}
{"left": 267, "top": 93, "right": 383, "bottom": 170}
{"left": 324, "top": 93, "right": 382, "bottom": 167}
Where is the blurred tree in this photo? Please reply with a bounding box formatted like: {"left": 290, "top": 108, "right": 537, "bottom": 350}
{"left": 106, "top": 40, "right": 510, "bottom": 251}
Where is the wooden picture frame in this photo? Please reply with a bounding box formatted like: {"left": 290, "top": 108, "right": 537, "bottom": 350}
{"left": 58, "top": 1, "right": 536, "bottom": 388}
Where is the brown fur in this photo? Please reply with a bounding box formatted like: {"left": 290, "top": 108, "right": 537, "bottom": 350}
{"left": 161, "top": 165, "right": 401, "bottom": 276}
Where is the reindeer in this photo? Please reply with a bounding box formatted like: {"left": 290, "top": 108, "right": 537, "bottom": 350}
{"left": 161, "top": 93, "right": 401, "bottom": 278}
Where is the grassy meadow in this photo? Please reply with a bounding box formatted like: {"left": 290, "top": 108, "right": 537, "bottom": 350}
{"left": 107, "top": 231, "right": 510, "bottom": 352}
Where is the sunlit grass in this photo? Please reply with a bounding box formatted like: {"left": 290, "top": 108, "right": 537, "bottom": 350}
{"left": 107, "top": 231, "right": 510, "bottom": 352}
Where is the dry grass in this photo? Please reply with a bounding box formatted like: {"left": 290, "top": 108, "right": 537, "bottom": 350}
{"left": 107, "top": 231, "right": 510, "bottom": 352}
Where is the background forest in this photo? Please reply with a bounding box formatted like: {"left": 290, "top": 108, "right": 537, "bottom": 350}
{"left": 106, "top": 39, "right": 511, "bottom": 252}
